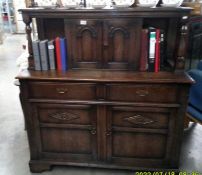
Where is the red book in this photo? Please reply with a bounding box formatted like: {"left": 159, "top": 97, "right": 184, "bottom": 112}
{"left": 155, "top": 29, "right": 160, "bottom": 73}
{"left": 140, "top": 29, "right": 148, "bottom": 71}
{"left": 55, "top": 37, "right": 62, "bottom": 70}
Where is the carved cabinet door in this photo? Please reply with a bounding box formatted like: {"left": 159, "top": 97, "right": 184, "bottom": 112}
{"left": 106, "top": 106, "right": 177, "bottom": 168}
{"left": 103, "top": 19, "right": 142, "bottom": 70}
{"left": 32, "top": 103, "right": 98, "bottom": 162}
{"left": 65, "top": 19, "right": 102, "bottom": 69}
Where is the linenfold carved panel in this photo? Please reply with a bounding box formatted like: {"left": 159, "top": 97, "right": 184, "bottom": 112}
{"left": 123, "top": 114, "right": 155, "bottom": 125}
{"left": 49, "top": 111, "right": 80, "bottom": 121}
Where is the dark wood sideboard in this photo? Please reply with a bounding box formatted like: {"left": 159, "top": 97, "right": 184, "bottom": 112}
{"left": 16, "top": 8, "right": 194, "bottom": 173}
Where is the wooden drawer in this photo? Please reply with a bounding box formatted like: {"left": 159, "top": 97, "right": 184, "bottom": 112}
{"left": 107, "top": 84, "right": 178, "bottom": 103}
{"left": 108, "top": 106, "right": 176, "bottom": 129}
{"left": 28, "top": 82, "right": 96, "bottom": 100}
{"left": 35, "top": 104, "right": 95, "bottom": 125}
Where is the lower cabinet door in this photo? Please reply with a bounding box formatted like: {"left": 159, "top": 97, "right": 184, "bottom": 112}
{"left": 106, "top": 106, "right": 177, "bottom": 168}
{"left": 32, "top": 103, "right": 97, "bottom": 162}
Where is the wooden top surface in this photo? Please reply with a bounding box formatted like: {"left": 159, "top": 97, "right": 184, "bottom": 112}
{"left": 16, "top": 69, "right": 194, "bottom": 84}
{"left": 19, "top": 7, "right": 192, "bottom": 18}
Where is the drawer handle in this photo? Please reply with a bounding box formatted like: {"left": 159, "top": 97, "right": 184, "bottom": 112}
{"left": 91, "top": 127, "right": 96, "bottom": 135}
{"left": 106, "top": 128, "right": 112, "bottom": 136}
{"left": 106, "top": 131, "right": 111, "bottom": 136}
{"left": 136, "top": 90, "right": 149, "bottom": 97}
{"left": 56, "top": 88, "right": 68, "bottom": 94}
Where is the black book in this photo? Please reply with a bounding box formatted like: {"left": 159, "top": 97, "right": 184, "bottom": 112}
{"left": 148, "top": 27, "right": 156, "bottom": 72}
{"left": 160, "top": 30, "right": 166, "bottom": 70}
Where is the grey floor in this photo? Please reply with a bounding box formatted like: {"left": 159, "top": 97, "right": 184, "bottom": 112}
{"left": 0, "top": 34, "right": 202, "bottom": 175}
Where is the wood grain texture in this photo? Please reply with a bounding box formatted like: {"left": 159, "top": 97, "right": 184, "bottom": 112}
{"left": 16, "top": 69, "right": 194, "bottom": 84}
{"left": 18, "top": 8, "right": 192, "bottom": 19}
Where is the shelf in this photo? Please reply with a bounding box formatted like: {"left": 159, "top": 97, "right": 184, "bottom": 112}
{"left": 18, "top": 7, "right": 192, "bottom": 18}
{"left": 16, "top": 69, "right": 194, "bottom": 84}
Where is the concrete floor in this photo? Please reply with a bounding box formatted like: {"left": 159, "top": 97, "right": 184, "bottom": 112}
{"left": 0, "top": 34, "right": 202, "bottom": 175}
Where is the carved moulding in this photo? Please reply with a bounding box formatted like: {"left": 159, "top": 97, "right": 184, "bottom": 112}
{"left": 49, "top": 111, "right": 80, "bottom": 121}
{"left": 123, "top": 114, "right": 155, "bottom": 125}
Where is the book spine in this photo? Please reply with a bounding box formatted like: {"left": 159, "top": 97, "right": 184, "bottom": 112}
{"left": 160, "top": 30, "right": 165, "bottom": 70}
{"left": 148, "top": 29, "right": 156, "bottom": 72}
{"left": 155, "top": 29, "right": 160, "bottom": 73}
{"left": 140, "top": 29, "right": 148, "bottom": 71}
{"left": 60, "top": 38, "right": 67, "bottom": 71}
{"left": 48, "top": 40, "right": 56, "bottom": 70}
{"left": 39, "top": 40, "right": 49, "bottom": 71}
{"left": 55, "top": 37, "right": 62, "bottom": 71}
{"left": 32, "top": 40, "right": 41, "bottom": 71}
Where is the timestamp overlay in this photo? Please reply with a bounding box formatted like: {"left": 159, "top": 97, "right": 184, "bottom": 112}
{"left": 135, "top": 171, "right": 202, "bottom": 175}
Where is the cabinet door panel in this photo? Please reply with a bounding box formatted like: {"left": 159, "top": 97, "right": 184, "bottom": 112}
{"left": 112, "top": 132, "right": 166, "bottom": 158}
{"left": 65, "top": 19, "right": 102, "bottom": 69}
{"left": 104, "top": 19, "right": 142, "bottom": 70}
{"left": 106, "top": 106, "right": 177, "bottom": 168}
{"left": 33, "top": 103, "right": 97, "bottom": 161}
{"left": 41, "top": 128, "right": 92, "bottom": 154}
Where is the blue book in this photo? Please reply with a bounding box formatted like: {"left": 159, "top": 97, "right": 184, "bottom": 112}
{"left": 60, "top": 38, "right": 68, "bottom": 71}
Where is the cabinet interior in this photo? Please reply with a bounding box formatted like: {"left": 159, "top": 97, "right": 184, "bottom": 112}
{"left": 35, "top": 17, "right": 179, "bottom": 72}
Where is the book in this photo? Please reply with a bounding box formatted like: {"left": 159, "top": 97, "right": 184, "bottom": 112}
{"left": 32, "top": 40, "right": 42, "bottom": 71}
{"left": 39, "top": 40, "right": 49, "bottom": 71}
{"left": 155, "top": 29, "right": 160, "bottom": 73}
{"left": 60, "top": 38, "right": 68, "bottom": 71}
{"left": 140, "top": 29, "right": 148, "bottom": 71}
{"left": 148, "top": 28, "right": 156, "bottom": 72}
{"left": 160, "top": 30, "right": 165, "bottom": 70}
{"left": 48, "top": 40, "right": 56, "bottom": 70}
{"left": 55, "top": 37, "right": 62, "bottom": 71}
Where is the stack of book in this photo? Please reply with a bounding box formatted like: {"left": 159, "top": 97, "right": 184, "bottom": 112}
{"left": 140, "top": 28, "right": 165, "bottom": 72}
{"left": 32, "top": 37, "right": 68, "bottom": 71}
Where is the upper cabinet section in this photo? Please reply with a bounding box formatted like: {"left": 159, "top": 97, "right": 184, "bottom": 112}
{"left": 64, "top": 18, "right": 142, "bottom": 70}
{"left": 19, "top": 8, "right": 192, "bottom": 71}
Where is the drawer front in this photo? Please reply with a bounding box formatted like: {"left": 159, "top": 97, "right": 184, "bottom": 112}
{"left": 36, "top": 104, "right": 95, "bottom": 125}
{"left": 108, "top": 106, "right": 175, "bottom": 129}
{"left": 28, "top": 82, "right": 96, "bottom": 100}
{"left": 107, "top": 84, "right": 178, "bottom": 103}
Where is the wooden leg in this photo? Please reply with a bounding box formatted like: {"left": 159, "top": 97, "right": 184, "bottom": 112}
{"left": 29, "top": 161, "right": 52, "bottom": 173}
{"left": 184, "top": 114, "right": 190, "bottom": 128}
{"left": 19, "top": 92, "right": 27, "bottom": 130}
